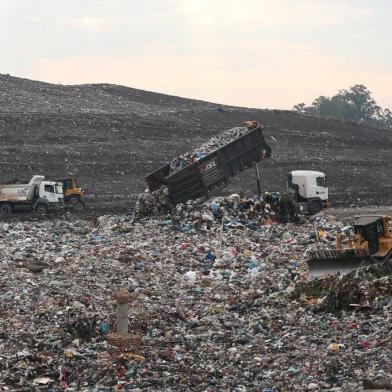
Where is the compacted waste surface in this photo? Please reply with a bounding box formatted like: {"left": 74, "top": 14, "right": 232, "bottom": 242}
{"left": 0, "top": 203, "right": 391, "bottom": 391}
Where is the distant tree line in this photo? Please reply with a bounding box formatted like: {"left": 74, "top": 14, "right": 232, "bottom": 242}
{"left": 293, "top": 84, "right": 392, "bottom": 128}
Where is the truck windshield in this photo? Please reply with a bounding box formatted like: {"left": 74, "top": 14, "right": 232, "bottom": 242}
{"left": 55, "top": 185, "right": 63, "bottom": 194}
{"left": 44, "top": 184, "right": 54, "bottom": 193}
{"left": 316, "top": 176, "right": 327, "bottom": 187}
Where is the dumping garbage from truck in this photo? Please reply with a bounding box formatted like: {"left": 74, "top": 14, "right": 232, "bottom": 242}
{"left": 145, "top": 121, "right": 271, "bottom": 205}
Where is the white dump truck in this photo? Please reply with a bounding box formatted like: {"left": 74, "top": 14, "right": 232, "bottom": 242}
{"left": 288, "top": 170, "right": 329, "bottom": 214}
{"left": 0, "top": 175, "right": 64, "bottom": 215}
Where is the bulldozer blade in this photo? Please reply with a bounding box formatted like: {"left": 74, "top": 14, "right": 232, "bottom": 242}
{"left": 306, "top": 249, "right": 377, "bottom": 278}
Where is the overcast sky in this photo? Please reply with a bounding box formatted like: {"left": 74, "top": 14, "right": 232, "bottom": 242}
{"left": 0, "top": 0, "right": 391, "bottom": 109}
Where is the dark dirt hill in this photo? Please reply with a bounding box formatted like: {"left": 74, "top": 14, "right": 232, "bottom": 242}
{"left": 0, "top": 73, "right": 391, "bottom": 213}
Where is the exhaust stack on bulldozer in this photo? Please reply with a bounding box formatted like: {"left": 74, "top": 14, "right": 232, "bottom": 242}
{"left": 307, "top": 215, "right": 392, "bottom": 277}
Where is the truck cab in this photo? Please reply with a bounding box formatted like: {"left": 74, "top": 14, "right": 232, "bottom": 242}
{"left": 39, "top": 181, "right": 64, "bottom": 203}
{"left": 33, "top": 181, "right": 64, "bottom": 213}
{"left": 288, "top": 170, "right": 329, "bottom": 214}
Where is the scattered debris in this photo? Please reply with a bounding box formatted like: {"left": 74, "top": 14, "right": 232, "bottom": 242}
{"left": 26, "top": 261, "right": 47, "bottom": 273}
{"left": 135, "top": 190, "right": 301, "bottom": 224}
{"left": 299, "top": 260, "right": 392, "bottom": 312}
{"left": 0, "top": 209, "right": 391, "bottom": 390}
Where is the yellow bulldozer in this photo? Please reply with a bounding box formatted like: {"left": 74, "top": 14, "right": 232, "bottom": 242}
{"left": 56, "top": 178, "right": 86, "bottom": 208}
{"left": 307, "top": 215, "right": 392, "bottom": 277}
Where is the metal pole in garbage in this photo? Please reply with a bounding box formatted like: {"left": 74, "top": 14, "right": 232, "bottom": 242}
{"left": 115, "top": 291, "right": 130, "bottom": 335}
{"left": 219, "top": 211, "right": 225, "bottom": 255}
{"left": 255, "top": 162, "right": 262, "bottom": 197}
{"left": 107, "top": 290, "right": 141, "bottom": 350}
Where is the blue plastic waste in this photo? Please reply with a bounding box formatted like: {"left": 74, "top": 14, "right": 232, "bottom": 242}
{"left": 247, "top": 260, "right": 259, "bottom": 269}
{"left": 160, "top": 220, "right": 172, "bottom": 226}
{"left": 211, "top": 202, "right": 220, "bottom": 212}
{"left": 205, "top": 250, "right": 216, "bottom": 262}
{"left": 99, "top": 320, "right": 110, "bottom": 335}
{"left": 245, "top": 220, "right": 257, "bottom": 230}
{"left": 135, "top": 261, "right": 145, "bottom": 271}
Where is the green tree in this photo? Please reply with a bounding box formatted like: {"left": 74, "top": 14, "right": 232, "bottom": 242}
{"left": 294, "top": 84, "right": 391, "bottom": 128}
{"left": 293, "top": 102, "right": 306, "bottom": 113}
{"left": 380, "top": 108, "right": 392, "bottom": 128}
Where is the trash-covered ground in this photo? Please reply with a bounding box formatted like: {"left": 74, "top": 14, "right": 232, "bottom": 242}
{"left": 1, "top": 208, "right": 392, "bottom": 391}
{"left": 298, "top": 260, "right": 392, "bottom": 312}
{"left": 135, "top": 190, "right": 300, "bottom": 224}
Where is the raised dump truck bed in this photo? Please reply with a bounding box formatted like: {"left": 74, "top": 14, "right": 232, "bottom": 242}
{"left": 145, "top": 123, "right": 271, "bottom": 205}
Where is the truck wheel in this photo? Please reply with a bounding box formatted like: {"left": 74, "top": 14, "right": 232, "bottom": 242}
{"left": 309, "top": 200, "right": 322, "bottom": 215}
{"left": 0, "top": 204, "right": 12, "bottom": 216}
{"left": 35, "top": 204, "right": 48, "bottom": 215}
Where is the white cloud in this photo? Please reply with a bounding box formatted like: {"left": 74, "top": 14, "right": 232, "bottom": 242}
{"left": 168, "top": 0, "right": 371, "bottom": 35}
{"left": 63, "top": 17, "right": 109, "bottom": 30}
{"left": 7, "top": 0, "right": 391, "bottom": 110}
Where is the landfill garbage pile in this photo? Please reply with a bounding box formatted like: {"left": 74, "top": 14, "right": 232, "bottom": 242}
{"left": 298, "top": 260, "right": 392, "bottom": 312}
{"left": 135, "top": 189, "right": 301, "bottom": 224}
{"left": 169, "top": 125, "right": 253, "bottom": 173}
{"left": 134, "top": 187, "right": 174, "bottom": 219}
{"left": 1, "top": 213, "right": 391, "bottom": 391}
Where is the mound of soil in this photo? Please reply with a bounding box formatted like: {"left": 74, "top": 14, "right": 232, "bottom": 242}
{"left": 1, "top": 73, "right": 391, "bottom": 213}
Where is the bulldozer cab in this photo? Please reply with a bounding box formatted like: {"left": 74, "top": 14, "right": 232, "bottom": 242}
{"left": 353, "top": 216, "right": 384, "bottom": 254}
{"left": 61, "top": 178, "right": 75, "bottom": 191}
{"left": 57, "top": 178, "right": 82, "bottom": 195}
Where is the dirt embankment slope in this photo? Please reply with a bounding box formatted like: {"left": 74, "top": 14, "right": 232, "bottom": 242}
{"left": 0, "top": 73, "right": 391, "bottom": 212}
